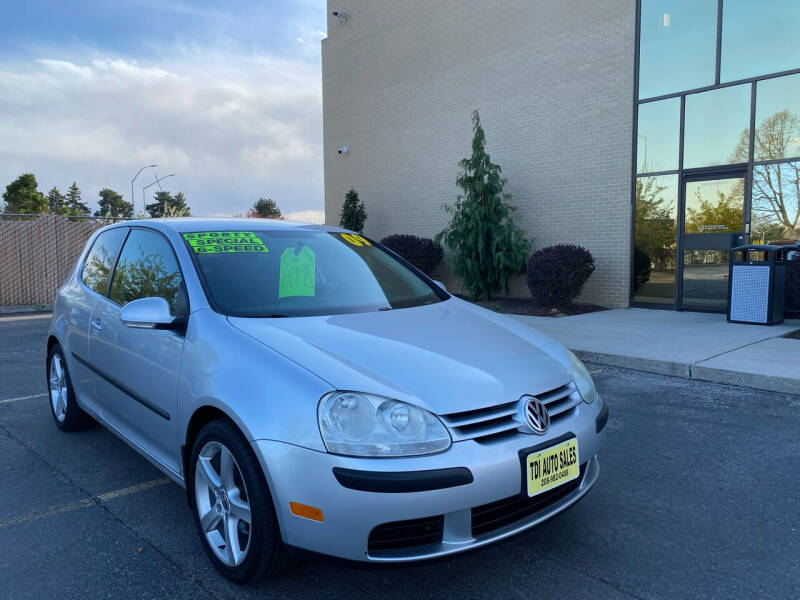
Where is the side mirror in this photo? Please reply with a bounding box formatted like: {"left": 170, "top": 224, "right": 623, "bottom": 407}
{"left": 120, "top": 297, "right": 180, "bottom": 330}
{"left": 433, "top": 280, "right": 447, "bottom": 292}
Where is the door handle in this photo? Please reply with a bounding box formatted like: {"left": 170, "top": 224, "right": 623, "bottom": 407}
{"left": 90, "top": 318, "right": 103, "bottom": 335}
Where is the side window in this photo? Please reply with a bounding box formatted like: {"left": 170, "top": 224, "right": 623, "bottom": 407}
{"left": 109, "top": 229, "right": 187, "bottom": 315}
{"left": 81, "top": 228, "right": 128, "bottom": 295}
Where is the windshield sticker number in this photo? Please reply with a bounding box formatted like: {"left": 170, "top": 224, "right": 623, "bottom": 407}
{"left": 183, "top": 231, "right": 269, "bottom": 254}
{"left": 340, "top": 233, "right": 371, "bottom": 247}
{"left": 279, "top": 244, "right": 316, "bottom": 298}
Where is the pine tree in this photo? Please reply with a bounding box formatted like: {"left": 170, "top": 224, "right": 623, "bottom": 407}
{"left": 47, "top": 187, "right": 66, "bottom": 214}
{"left": 146, "top": 190, "right": 191, "bottom": 218}
{"left": 248, "top": 197, "right": 282, "bottom": 218}
{"left": 95, "top": 188, "right": 134, "bottom": 218}
{"left": 436, "top": 110, "right": 529, "bottom": 300}
{"left": 339, "top": 188, "right": 367, "bottom": 233}
{"left": 65, "top": 182, "right": 89, "bottom": 215}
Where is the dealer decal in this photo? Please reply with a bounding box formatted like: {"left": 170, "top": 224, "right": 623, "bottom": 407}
{"left": 340, "top": 233, "right": 371, "bottom": 247}
{"left": 279, "top": 244, "right": 316, "bottom": 298}
{"left": 183, "top": 231, "right": 269, "bottom": 254}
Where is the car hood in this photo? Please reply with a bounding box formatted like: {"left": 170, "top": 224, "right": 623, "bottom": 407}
{"left": 228, "top": 299, "right": 573, "bottom": 415}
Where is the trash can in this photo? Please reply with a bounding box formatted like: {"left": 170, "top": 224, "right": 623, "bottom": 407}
{"left": 727, "top": 244, "right": 788, "bottom": 325}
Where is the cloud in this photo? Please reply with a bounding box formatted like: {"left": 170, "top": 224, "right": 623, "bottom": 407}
{"left": 0, "top": 50, "right": 323, "bottom": 217}
{"left": 284, "top": 209, "right": 325, "bottom": 224}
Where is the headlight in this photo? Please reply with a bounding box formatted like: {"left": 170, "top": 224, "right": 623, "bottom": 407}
{"left": 318, "top": 392, "right": 451, "bottom": 457}
{"left": 568, "top": 350, "right": 598, "bottom": 404}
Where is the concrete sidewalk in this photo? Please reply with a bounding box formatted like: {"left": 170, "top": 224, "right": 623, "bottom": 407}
{"left": 512, "top": 308, "right": 800, "bottom": 396}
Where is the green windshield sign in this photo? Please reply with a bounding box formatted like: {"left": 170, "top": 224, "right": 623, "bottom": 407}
{"left": 183, "top": 231, "right": 269, "bottom": 254}
{"left": 279, "top": 245, "right": 315, "bottom": 298}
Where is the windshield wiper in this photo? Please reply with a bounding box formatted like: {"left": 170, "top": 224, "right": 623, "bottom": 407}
{"left": 378, "top": 306, "right": 392, "bottom": 311}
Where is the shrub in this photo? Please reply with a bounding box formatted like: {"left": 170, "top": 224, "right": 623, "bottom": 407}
{"left": 633, "top": 245, "right": 652, "bottom": 293}
{"left": 526, "top": 244, "right": 595, "bottom": 307}
{"left": 381, "top": 234, "right": 444, "bottom": 275}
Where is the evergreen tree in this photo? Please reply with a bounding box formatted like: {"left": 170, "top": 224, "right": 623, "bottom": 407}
{"left": 339, "top": 188, "right": 367, "bottom": 233}
{"left": 47, "top": 187, "right": 66, "bottom": 214}
{"left": 248, "top": 197, "right": 282, "bottom": 218}
{"left": 146, "top": 190, "right": 191, "bottom": 218}
{"left": 436, "top": 110, "right": 529, "bottom": 300}
{"left": 95, "top": 188, "right": 134, "bottom": 218}
{"left": 65, "top": 182, "right": 89, "bottom": 215}
{"left": 2, "top": 173, "right": 48, "bottom": 214}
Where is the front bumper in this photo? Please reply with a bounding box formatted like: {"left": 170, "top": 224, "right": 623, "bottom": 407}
{"left": 252, "top": 397, "right": 607, "bottom": 562}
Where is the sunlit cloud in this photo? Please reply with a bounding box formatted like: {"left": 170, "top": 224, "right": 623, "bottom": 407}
{"left": 0, "top": 45, "right": 324, "bottom": 219}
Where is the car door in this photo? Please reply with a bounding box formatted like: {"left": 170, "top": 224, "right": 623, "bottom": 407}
{"left": 88, "top": 227, "right": 189, "bottom": 475}
{"left": 69, "top": 227, "right": 129, "bottom": 415}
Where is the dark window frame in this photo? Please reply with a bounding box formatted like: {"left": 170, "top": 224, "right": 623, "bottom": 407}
{"left": 79, "top": 226, "right": 130, "bottom": 299}
{"left": 104, "top": 226, "right": 190, "bottom": 316}
{"left": 631, "top": 0, "right": 800, "bottom": 309}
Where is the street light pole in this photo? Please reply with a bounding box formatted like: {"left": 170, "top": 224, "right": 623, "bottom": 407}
{"left": 131, "top": 164, "right": 157, "bottom": 217}
{"left": 142, "top": 174, "right": 176, "bottom": 217}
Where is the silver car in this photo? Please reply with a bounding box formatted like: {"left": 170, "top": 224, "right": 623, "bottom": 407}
{"left": 47, "top": 218, "right": 608, "bottom": 583}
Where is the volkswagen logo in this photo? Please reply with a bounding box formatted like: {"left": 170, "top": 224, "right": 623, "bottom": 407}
{"left": 523, "top": 395, "right": 550, "bottom": 434}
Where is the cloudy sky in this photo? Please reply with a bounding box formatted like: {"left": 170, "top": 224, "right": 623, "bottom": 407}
{"left": 0, "top": 0, "right": 326, "bottom": 222}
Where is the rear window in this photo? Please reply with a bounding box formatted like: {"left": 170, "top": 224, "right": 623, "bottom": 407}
{"left": 81, "top": 228, "right": 128, "bottom": 296}
{"left": 184, "top": 229, "right": 447, "bottom": 317}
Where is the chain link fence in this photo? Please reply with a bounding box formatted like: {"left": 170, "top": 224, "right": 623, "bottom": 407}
{"left": 0, "top": 214, "right": 128, "bottom": 309}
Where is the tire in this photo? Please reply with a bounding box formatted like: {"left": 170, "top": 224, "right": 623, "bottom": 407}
{"left": 47, "top": 343, "right": 95, "bottom": 432}
{"left": 188, "top": 418, "right": 287, "bottom": 583}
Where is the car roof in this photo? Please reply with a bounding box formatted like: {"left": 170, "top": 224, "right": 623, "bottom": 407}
{"left": 104, "top": 217, "right": 346, "bottom": 234}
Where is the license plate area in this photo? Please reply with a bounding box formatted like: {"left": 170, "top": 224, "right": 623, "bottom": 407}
{"left": 518, "top": 433, "right": 580, "bottom": 498}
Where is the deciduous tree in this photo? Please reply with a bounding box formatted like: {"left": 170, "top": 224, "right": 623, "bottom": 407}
{"left": 2, "top": 173, "right": 47, "bottom": 214}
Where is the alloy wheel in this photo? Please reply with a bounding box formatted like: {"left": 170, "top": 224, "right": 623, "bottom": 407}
{"left": 194, "top": 441, "right": 252, "bottom": 567}
{"left": 49, "top": 353, "right": 67, "bottom": 423}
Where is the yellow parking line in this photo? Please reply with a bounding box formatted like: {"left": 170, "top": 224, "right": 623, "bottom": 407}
{"left": 0, "top": 393, "right": 47, "bottom": 404}
{"left": 0, "top": 478, "right": 172, "bottom": 528}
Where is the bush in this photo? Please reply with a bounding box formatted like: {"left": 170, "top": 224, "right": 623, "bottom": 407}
{"left": 526, "top": 244, "right": 595, "bottom": 307}
{"left": 633, "top": 245, "right": 652, "bottom": 293}
{"left": 381, "top": 234, "right": 444, "bottom": 275}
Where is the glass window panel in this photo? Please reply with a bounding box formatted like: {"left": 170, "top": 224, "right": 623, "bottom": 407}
{"left": 81, "top": 228, "right": 128, "bottom": 296}
{"left": 721, "top": 0, "right": 800, "bottom": 82}
{"left": 684, "top": 84, "right": 751, "bottom": 168}
{"left": 109, "top": 229, "right": 186, "bottom": 315}
{"left": 681, "top": 250, "right": 730, "bottom": 312}
{"left": 684, "top": 177, "right": 744, "bottom": 234}
{"left": 754, "top": 74, "right": 800, "bottom": 161}
{"left": 638, "top": 0, "right": 717, "bottom": 99}
{"left": 633, "top": 174, "right": 678, "bottom": 304}
{"left": 751, "top": 160, "right": 800, "bottom": 243}
{"left": 637, "top": 97, "right": 681, "bottom": 172}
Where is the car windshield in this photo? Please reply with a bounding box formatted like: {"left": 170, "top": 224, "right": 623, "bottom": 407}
{"left": 183, "top": 229, "right": 447, "bottom": 317}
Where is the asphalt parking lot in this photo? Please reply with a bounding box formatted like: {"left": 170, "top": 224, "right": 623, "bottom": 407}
{"left": 1, "top": 314, "right": 799, "bottom": 600}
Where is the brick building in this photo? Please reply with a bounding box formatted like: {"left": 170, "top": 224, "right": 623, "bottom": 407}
{"left": 322, "top": 1, "right": 800, "bottom": 311}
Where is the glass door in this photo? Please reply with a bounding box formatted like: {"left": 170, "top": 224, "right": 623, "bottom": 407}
{"left": 679, "top": 173, "right": 747, "bottom": 311}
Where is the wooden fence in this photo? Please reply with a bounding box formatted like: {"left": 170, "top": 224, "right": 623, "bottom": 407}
{"left": 0, "top": 215, "right": 105, "bottom": 307}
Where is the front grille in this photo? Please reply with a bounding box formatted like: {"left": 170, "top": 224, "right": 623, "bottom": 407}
{"left": 368, "top": 515, "right": 444, "bottom": 553}
{"left": 471, "top": 463, "right": 586, "bottom": 537}
{"left": 440, "top": 383, "right": 581, "bottom": 442}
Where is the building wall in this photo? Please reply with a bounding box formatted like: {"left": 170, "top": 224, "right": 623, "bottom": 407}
{"left": 322, "top": 0, "right": 636, "bottom": 307}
